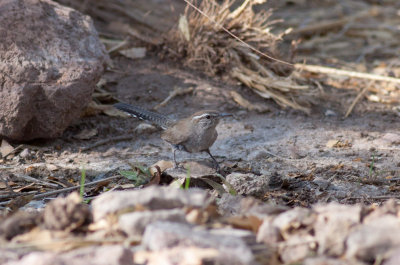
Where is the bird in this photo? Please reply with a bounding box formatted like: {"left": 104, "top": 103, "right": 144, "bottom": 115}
{"left": 114, "top": 102, "right": 231, "bottom": 170}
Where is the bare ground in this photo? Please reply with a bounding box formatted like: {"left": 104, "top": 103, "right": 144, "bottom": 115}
{"left": 2, "top": 53, "right": 400, "bottom": 208}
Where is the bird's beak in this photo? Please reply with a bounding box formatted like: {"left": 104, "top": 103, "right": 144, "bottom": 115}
{"left": 219, "top": 113, "right": 233, "bottom": 118}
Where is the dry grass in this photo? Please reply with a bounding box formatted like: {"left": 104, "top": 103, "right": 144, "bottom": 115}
{"left": 162, "top": 0, "right": 312, "bottom": 113}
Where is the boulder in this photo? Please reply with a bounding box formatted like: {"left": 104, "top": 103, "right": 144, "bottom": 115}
{"left": 0, "top": 0, "right": 108, "bottom": 141}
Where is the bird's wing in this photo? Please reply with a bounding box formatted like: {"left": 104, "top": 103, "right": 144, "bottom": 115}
{"left": 160, "top": 119, "right": 191, "bottom": 145}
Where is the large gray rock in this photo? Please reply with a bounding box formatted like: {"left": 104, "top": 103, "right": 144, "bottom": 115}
{"left": 0, "top": 0, "right": 108, "bottom": 141}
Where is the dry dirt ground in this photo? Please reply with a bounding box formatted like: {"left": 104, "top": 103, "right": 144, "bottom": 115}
{"left": 2, "top": 53, "right": 400, "bottom": 208}
{"left": 1, "top": 0, "right": 400, "bottom": 209}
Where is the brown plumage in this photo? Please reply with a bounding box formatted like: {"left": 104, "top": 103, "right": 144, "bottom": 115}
{"left": 114, "top": 103, "right": 230, "bottom": 170}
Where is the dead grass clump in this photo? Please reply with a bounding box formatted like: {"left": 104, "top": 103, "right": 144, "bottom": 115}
{"left": 163, "top": 0, "right": 311, "bottom": 113}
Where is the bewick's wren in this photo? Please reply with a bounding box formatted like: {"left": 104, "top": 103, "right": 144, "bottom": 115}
{"left": 114, "top": 103, "right": 231, "bottom": 170}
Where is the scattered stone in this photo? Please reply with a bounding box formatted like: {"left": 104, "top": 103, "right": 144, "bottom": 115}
{"left": 0, "top": 0, "right": 108, "bottom": 141}
{"left": 217, "top": 193, "right": 245, "bottom": 216}
{"left": 119, "top": 47, "right": 147, "bottom": 60}
{"left": 346, "top": 215, "right": 400, "bottom": 262}
{"left": 256, "top": 217, "right": 281, "bottom": 244}
{"left": 324, "top": 110, "right": 337, "bottom": 117}
{"left": 60, "top": 245, "right": 133, "bottom": 265}
{"left": 225, "top": 172, "right": 270, "bottom": 197}
{"left": 134, "top": 247, "right": 219, "bottom": 265}
{"left": 142, "top": 222, "right": 259, "bottom": 265}
{"left": 19, "top": 148, "right": 30, "bottom": 159}
{"left": 3, "top": 252, "right": 56, "bottom": 265}
{"left": 0, "top": 249, "right": 24, "bottom": 265}
{"left": 43, "top": 192, "right": 91, "bottom": 231}
{"left": 303, "top": 257, "right": 365, "bottom": 265}
{"left": 46, "top": 164, "right": 58, "bottom": 171}
{"left": 363, "top": 199, "right": 398, "bottom": 222}
{"left": 3, "top": 246, "right": 133, "bottom": 265}
{"left": 383, "top": 247, "right": 400, "bottom": 265}
{"left": 272, "top": 207, "right": 315, "bottom": 235}
{"left": 217, "top": 193, "right": 288, "bottom": 218}
{"left": 280, "top": 234, "right": 316, "bottom": 264}
{"left": 0, "top": 211, "right": 41, "bottom": 240}
{"left": 314, "top": 203, "right": 361, "bottom": 256}
{"left": 118, "top": 209, "right": 187, "bottom": 237}
{"left": 92, "top": 186, "right": 209, "bottom": 221}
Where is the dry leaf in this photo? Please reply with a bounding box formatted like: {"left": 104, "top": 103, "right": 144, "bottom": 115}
{"left": 11, "top": 228, "right": 87, "bottom": 252}
{"left": 326, "top": 140, "right": 339, "bottom": 148}
{"left": 178, "top": 15, "right": 190, "bottom": 41}
{"left": 83, "top": 101, "right": 128, "bottom": 118}
{"left": 13, "top": 183, "right": 36, "bottom": 193}
{"left": 150, "top": 160, "right": 174, "bottom": 175}
{"left": 326, "top": 139, "right": 352, "bottom": 148}
{"left": 46, "top": 164, "right": 58, "bottom": 171}
{"left": 144, "top": 166, "right": 161, "bottom": 187}
{"left": 226, "top": 215, "right": 263, "bottom": 233}
{"left": 1, "top": 139, "right": 14, "bottom": 157}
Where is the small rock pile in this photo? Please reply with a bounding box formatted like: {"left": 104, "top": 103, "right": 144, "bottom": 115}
{"left": 1, "top": 186, "right": 400, "bottom": 265}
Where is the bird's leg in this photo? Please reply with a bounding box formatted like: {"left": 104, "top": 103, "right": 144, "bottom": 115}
{"left": 173, "top": 148, "right": 178, "bottom": 168}
{"left": 205, "top": 149, "right": 220, "bottom": 171}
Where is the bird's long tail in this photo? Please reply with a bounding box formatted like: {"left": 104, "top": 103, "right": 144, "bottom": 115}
{"left": 114, "top": 103, "right": 173, "bottom": 129}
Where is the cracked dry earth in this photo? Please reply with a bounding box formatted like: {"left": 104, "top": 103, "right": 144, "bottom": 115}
{"left": 2, "top": 56, "right": 400, "bottom": 207}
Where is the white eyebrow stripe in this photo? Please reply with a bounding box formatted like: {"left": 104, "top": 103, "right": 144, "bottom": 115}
{"left": 192, "top": 113, "right": 217, "bottom": 120}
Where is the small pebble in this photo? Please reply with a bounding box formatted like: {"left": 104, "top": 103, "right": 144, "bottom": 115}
{"left": 20, "top": 148, "right": 30, "bottom": 159}
{"left": 324, "top": 109, "right": 337, "bottom": 117}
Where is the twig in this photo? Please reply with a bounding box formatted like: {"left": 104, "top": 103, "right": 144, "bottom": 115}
{"left": 295, "top": 64, "right": 400, "bottom": 84}
{"left": 153, "top": 86, "right": 194, "bottom": 110}
{"left": 349, "top": 195, "right": 400, "bottom": 200}
{"left": 106, "top": 39, "right": 129, "bottom": 54}
{"left": 0, "top": 176, "right": 15, "bottom": 195}
{"left": 0, "top": 175, "right": 121, "bottom": 206}
{"left": 344, "top": 81, "right": 374, "bottom": 118}
{"left": 4, "top": 144, "right": 24, "bottom": 158}
{"left": 81, "top": 135, "right": 134, "bottom": 151}
{"left": 16, "top": 174, "right": 59, "bottom": 189}
{"left": 0, "top": 191, "right": 37, "bottom": 200}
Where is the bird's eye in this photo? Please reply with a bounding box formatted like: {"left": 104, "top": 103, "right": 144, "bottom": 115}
{"left": 205, "top": 115, "right": 211, "bottom": 119}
